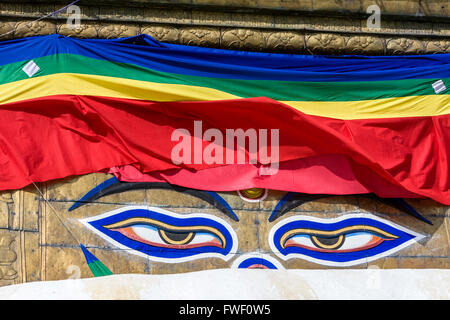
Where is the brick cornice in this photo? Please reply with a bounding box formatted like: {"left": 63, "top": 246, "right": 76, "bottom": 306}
{"left": 0, "top": 0, "right": 449, "bottom": 54}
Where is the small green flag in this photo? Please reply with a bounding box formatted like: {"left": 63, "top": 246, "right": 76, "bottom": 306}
{"left": 80, "top": 244, "right": 113, "bottom": 277}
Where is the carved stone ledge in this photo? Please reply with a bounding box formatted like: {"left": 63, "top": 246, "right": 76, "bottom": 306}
{"left": 179, "top": 27, "right": 221, "bottom": 48}
{"left": 1, "top": 19, "right": 449, "bottom": 55}
{"left": 5, "top": 1, "right": 449, "bottom": 19}
{"left": 141, "top": 25, "right": 179, "bottom": 43}
{"left": 0, "top": 1, "right": 449, "bottom": 54}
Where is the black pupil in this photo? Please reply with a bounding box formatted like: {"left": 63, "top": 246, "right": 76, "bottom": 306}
{"left": 159, "top": 230, "right": 191, "bottom": 242}
{"left": 314, "top": 236, "right": 341, "bottom": 246}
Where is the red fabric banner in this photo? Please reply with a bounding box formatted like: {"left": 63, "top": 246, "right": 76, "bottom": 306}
{"left": 0, "top": 95, "right": 448, "bottom": 204}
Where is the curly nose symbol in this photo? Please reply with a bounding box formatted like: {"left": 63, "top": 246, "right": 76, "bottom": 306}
{"left": 232, "top": 253, "right": 284, "bottom": 270}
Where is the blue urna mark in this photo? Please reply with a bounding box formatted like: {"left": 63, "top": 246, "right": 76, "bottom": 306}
{"left": 236, "top": 258, "right": 278, "bottom": 269}
{"left": 80, "top": 206, "right": 238, "bottom": 263}
{"left": 269, "top": 214, "right": 425, "bottom": 267}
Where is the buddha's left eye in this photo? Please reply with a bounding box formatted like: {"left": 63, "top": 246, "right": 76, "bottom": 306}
{"left": 80, "top": 206, "right": 238, "bottom": 263}
{"left": 269, "top": 214, "right": 425, "bottom": 267}
{"left": 280, "top": 225, "right": 398, "bottom": 253}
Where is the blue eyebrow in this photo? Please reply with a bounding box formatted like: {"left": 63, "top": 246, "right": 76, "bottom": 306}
{"left": 268, "top": 192, "right": 294, "bottom": 222}
{"left": 68, "top": 179, "right": 239, "bottom": 221}
{"left": 204, "top": 191, "right": 238, "bottom": 221}
{"left": 69, "top": 176, "right": 119, "bottom": 211}
{"left": 268, "top": 192, "right": 324, "bottom": 222}
{"left": 381, "top": 198, "right": 432, "bottom": 225}
{"left": 269, "top": 192, "right": 432, "bottom": 225}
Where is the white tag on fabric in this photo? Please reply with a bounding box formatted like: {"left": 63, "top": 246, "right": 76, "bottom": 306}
{"left": 432, "top": 80, "right": 446, "bottom": 94}
{"left": 22, "top": 60, "right": 40, "bottom": 77}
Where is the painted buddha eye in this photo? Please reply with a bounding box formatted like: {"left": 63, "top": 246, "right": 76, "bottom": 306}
{"left": 281, "top": 225, "right": 398, "bottom": 253}
{"left": 80, "top": 206, "right": 238, "bottom": 263}
{"left": 102, "top": 216, "right": 226, "bottom": 249}
{"left": 269, "top": 214, "right": 425, "bottom": 267}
